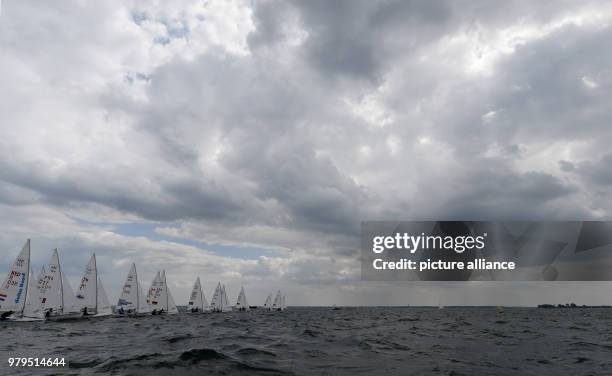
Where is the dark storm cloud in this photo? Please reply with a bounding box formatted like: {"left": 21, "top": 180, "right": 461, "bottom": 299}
{"left": 570, "top": 153, "right": 612, "bottom": 186}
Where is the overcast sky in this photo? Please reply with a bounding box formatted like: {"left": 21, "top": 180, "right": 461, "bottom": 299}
{"left": 1, "top": 0, "right": 612, "bottom": 306}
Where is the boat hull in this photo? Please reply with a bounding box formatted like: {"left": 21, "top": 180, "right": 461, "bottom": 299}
{"left": 3, "top": 315, "right": 45, "bottom": 322}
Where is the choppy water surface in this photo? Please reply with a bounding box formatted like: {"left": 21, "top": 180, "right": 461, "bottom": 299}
{"left": 1, "top": 307, "right": 612, "bottom": 375}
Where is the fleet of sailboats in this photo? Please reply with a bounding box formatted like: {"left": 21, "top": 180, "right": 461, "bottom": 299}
{"left": 1, "top": 240, "right": 289, "bottom": 321}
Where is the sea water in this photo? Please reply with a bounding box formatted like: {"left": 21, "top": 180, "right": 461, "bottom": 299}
{"left": 1, "top": 307, "right": 611, "bottom": 375}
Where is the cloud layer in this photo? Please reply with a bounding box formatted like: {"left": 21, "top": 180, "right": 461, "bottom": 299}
{"left": 1, "top": 0, "right": 612, "bottom": 305}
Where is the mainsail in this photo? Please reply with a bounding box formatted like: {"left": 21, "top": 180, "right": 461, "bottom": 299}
{"left": 117, "top": 263, "right": 150, "bottom": 314}
{"left": 76, "top": 254, "right": 97, "bottom": 313}
{"left": 221, "top": 284, "right": 231, "bottom": 312}
{"left": 39, "top": 249, "right": 80, "bottom": 317}
{"left": 263, "top": 293, "right": 272, "bottom": 310}
{"left": 0, "top": 239, "right": 30, "bottom": 316}
{"left": 188, "top": 277, "right": 207, "bottom": 312}
{"left": 210, "top": 282, "right": 222, "bottom": 311}
{"left": 147, "top": 271, "right": 161, "bottom": 307}
{"left": 36, "top": 266, "right": 46, "bottom": 293}
{"left": 148, "top": 271, "right": 178, "bottom": 314}
{"left": 235, "top": 286, "right": 249, "bottom": 311}
{"left": 272, "top": 290, "right": 282, "bottom": 311}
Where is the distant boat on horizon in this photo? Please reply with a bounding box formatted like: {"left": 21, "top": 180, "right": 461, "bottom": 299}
{"left": 235, "top": 286, "right": 249, "bottom": 311}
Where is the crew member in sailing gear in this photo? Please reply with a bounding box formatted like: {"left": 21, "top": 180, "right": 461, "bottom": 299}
{"left": 118, "top": 307, "right": 125, "bottom": 315}
{"left": 0, "top": 311, "right": 14, "bottom": 320}
{"left": 82, "top": 307, "right": 89, "bottom": 316}
{"left": 159, "top": 308, "right": 164, "bottom": 314}
{"left": 45, "top": 309, "right": 52, "bottom": 319}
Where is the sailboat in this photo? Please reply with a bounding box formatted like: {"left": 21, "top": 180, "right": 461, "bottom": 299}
{"left": 75, "top": 254, "right": 112, "bottom": 317}
{"left": 146, "top": 271, "right": 161, "bottom": 308}
{"left": 221, "top": 284, "right": 231, "bottom": 312}
{"left": 210, "top": 282, "right": 222, "bottom": 312}
{"left": 149, "top": 270, "right": 178, "bottom": 315}
{"left": 39, "top": 249, "right": 82, "bottom": 321}
{"left": 235, "top": 286, "right": 249, "bottom": 311}
{"left": 210, "top": 282, "right": 232, "bottom": 312}
{"left": 116, "top": 263, "right": 151, "bottom": 316}
{"left": 187, "top": 277, "right": 209, "bottom": 313}
{"left": 272, "top": 290, "right": 284, "bottom": 311}
{"left": 0, "top": 240, "right": 42, "bottom": 321}
{"left": 263, "top": 293, "right": 272, "bottom": 311}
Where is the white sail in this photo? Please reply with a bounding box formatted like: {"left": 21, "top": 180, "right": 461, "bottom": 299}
{"left": 117, "top": 263, "right": 150, "bottom": 314}
{"left": 263, "top": 293, "right": 272, "bottom": 310}
{"left": 163, "top": 271, "right": 178, "bottom": 314}
{"left": 137, "top": 275, "right": 150, "bottom": 313}
{"left": 117, "top": 263, "right": 138, "bottom": 311}
{"left": 61, "top": 273, "right": 80, "bottom": 313}
{"left": 188, "top": 277, "right": 205, "bottom": 312}
{"left": 0, "top": 239, "right": 31, "bottom": 315}
{"left": 76, "top": 254, "right": 97, "bottom": 312}
{"left": 147, "top": 271, "right": 161, "bottom": 309}
{"left": 210, "top": 282, "right": 222, "bottom": 311}
{"left": 221, "top": 284, "right": 231, "bottom": 312}
{"left": 23, "top": 264, "right": 43, "bottom": 318}
{"left": 272, "top": 290, "right": 282, "bottom": 310}
{"left": 36, "top": 266, "right": 46, "bottom": 292}
{"left": 39, "top": 249, "right": 62, "bottom": 312}
{"left": 95, "top": 277, "right": 112, "bottom": 316}
{"left": 235, "top": 286, "right": 249, "bottom": 310}
{"left": 281, "top": 294, "right": 286, "bottom": 310}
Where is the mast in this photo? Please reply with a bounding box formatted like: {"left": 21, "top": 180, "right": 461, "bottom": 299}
{"left": 200, "top": 279, "right": 204, "bottom": 310}
{"left": 57, "top": 249, "right": 64, "bottom": 314}
{"left": 134, "top": 264, "right": 139, "bottom": 313}
{"left": 20, "top": 239, "right": 31, "bottom": 316}
{"left": 94, "top": 253, "right": 98, "bottom": 312}
{"left": 165, "top": 271, "right": 168, "bottom": 311}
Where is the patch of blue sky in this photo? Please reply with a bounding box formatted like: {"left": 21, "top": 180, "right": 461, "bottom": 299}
{"left": 68, "top": 216, "right": 281, "bottom": 260}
